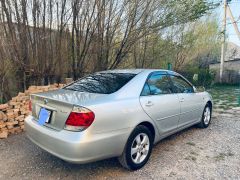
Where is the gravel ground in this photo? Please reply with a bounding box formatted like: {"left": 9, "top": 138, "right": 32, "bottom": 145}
{"left": 0, "top": 112, "right": 240, "bottom": 180}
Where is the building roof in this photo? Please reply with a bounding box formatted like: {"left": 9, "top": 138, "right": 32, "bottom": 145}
{"left": 210, "top": 58, "right": 240, "bottom": 65}
{"left": 225, "top": 42, "right": 240, "bottom": 61}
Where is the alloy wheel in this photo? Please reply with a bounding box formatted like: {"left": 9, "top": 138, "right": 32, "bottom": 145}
{"left": 203, "top": 106, "right": 211, "bottom": 125}
{"left": 131, "top": 133, "right": 150, "bottom": 164}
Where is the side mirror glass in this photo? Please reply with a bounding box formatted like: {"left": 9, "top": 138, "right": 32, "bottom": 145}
{"left": 196, "top": 86, "right": 205, "bottom": 92}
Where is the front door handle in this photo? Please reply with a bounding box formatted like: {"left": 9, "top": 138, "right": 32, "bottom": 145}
{"left": 179, "top": 98, "right": 185, "bottom": 102}
{"left": 145, "top": 101, "right": 154, "bottom": 107}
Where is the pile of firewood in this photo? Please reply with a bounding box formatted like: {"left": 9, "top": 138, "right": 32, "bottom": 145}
{"left": 0, "top": 84, "right": 65, "bottom": 139}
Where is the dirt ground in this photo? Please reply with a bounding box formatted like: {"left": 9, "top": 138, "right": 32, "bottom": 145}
{"left": 0, "top": 110, "right": 240, "bottom": 180}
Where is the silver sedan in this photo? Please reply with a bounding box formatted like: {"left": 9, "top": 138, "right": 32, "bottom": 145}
{"left": 25, "top": 69, "right": 213, "bottom": 170}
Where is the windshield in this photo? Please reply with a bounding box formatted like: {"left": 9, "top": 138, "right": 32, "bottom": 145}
{"left": 64, "top": 72, "right": 136, "bottom": 94}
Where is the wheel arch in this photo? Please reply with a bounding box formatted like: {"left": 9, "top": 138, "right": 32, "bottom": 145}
{"left": 206, "top": 100, "right": 213, "bottom": 111}
{"left": 137, "top": 121, "right": 156, "bottom": 143}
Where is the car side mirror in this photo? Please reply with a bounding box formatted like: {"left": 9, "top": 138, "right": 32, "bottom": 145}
{"left": 193, "top": 86, "right": 197, "bottom": 93}
{"left": 195, "top": 86, "right": 205, "bottom": 92}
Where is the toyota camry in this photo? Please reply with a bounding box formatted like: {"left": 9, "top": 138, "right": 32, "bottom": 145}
{"left": 25, "top": 69, "right": 213, "bottom": 170}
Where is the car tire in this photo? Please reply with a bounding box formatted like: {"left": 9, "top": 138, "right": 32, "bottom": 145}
{"left": 197, "top": 104, "right": 212, "bottom": 128}
{"left": 118, "top": 125, "right": 153, "bottom": 170}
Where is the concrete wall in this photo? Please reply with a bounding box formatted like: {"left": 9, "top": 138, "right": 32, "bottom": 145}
{"left": 209, "top": 60, "right": 240, "bottom": 84}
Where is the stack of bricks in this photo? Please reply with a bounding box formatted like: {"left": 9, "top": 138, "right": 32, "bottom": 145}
{"left": 0, "top": 83, "right": 65, "bottom": 139}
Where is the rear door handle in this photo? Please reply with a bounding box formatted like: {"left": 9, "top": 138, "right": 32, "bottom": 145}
{"left": 145, "top": 101, "right": 154, "bottom": 107}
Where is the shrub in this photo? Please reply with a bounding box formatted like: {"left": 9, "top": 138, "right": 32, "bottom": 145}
{"left": 178, "top": 66, "right": 215, "bottom": 87}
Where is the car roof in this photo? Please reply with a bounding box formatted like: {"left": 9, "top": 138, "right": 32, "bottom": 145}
{"left": 99, "top": 69, "right": 178, "bottom": 75}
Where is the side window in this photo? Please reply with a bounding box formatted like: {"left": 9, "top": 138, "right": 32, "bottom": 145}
{"left": 141, "top": 83, "right": 151, "bottom": 96}
{"left": 141, "top": 73, "right": 173, "bottom": 96}
{"left": 170, "top": 75, "right": 194, "bottom": 93}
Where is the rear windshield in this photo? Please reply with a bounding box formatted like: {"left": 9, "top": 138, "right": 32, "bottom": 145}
{"left": 64, "top": 73, "right": 136, "bottom": 94}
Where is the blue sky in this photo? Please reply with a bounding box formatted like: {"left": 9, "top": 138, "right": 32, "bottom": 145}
{"left": 217, "top": 1, "right": 240, "bottom": 46}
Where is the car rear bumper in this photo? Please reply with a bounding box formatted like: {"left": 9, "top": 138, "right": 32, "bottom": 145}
{"left": 25, "top": 115, "right": 132, "bottom": 163}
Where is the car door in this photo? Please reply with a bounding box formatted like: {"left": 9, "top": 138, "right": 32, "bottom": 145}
{"left": 169, "top": 75, "right": 203, "bottom": 127}
{"left": 139, "top": 72, "right": 180, "bottom": 136}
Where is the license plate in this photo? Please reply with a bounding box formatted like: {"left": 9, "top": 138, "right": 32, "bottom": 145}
{"left": 38, "top": 108, "right": 51, "bottom": 125}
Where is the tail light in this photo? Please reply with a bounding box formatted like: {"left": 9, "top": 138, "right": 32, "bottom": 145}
{"left": 64, "top": 106, "right": 95, "bottom": 132}
{"left": 29, "top": 100, "right": 32, "bottom": 111}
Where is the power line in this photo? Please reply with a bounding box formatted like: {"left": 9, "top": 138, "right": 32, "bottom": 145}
{"left": 227, "top": 19, "right": 240, "bottom": 25}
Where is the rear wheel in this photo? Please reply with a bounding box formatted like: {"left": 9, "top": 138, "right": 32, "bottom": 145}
{"left": 197, "top": 104, "right": 212, "bottom": 128}
{"left": 118, "top": 125, "right": 153, "bottom": 170}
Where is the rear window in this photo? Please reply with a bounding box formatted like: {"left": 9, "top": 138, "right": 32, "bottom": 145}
{"left": 64, "top": 73, "right": 136, "bottom": 94}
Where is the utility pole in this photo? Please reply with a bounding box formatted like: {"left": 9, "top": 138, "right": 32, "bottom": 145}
{"left": 220, "top": 0, "right": 227, "bottom": 83}
{"left": 227, "top": 5, "right": 240, "bottom": 41}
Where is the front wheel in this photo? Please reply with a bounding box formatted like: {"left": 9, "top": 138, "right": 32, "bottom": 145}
{"left": 118, "top": 125, "right": 153, "bottom": 170}
{"left": 197, "top": 104, "right": 212, "bottom": 128}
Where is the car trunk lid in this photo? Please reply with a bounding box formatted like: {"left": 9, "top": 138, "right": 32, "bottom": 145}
{"left": 30, "top": 89, "right": 107, "bottom": 131}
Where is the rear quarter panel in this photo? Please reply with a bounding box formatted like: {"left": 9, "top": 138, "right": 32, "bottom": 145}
{"left": 84, "top": 97, "right": 160, "bottom": 143}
